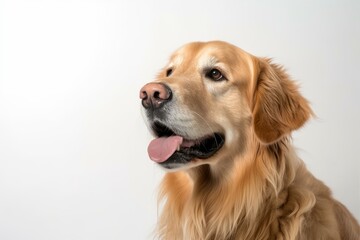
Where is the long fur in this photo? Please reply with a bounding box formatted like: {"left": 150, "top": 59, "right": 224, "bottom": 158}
{"left": 144, "top": 41, "right": 359, "bottom": 240}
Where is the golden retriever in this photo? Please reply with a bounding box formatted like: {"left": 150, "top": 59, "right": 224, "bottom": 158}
{"left": 139, "top": 41, "right": 359, "bottom": 239}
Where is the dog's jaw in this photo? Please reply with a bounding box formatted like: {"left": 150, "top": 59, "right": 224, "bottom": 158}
{"left": 145, "top": 119, "right": 225, "bottom": 170}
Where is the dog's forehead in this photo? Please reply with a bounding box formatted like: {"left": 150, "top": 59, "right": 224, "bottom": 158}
{"left": 168, "top": 42, "right": 203, "bottom": 67}
{"left": 169, "top": 41, "right": 247, "bottom": 68}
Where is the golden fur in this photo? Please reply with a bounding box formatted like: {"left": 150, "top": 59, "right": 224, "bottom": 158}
{"left": 143, "top": 41, "right": 359, "bottom": 239}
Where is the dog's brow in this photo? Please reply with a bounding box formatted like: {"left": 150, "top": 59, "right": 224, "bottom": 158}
{"left": 169, "top": 55, "right": 183, "bottom": 68}
{"left": 198, "top": 55, "right": 218, "bottom": 69}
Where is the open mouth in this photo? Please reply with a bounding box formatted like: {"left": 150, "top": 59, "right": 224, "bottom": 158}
{"left": 147, "top": 121, "right": 225, "bottom": 169}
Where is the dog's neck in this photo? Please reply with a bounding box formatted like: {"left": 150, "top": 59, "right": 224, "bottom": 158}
{"left": 158, "top": 138, "right": 304, "bottom": 239}
{"left": 186, "top": 137, "right": 298, "bottom": 189}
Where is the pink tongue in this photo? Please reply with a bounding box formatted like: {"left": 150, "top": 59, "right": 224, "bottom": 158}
{"left": 148, "top": 136, "right": 183, "bottom": 163}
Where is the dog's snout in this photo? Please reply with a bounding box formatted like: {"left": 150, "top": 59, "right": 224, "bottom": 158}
{"left": 140, "top": 83, "right": 172, "bottom": 109}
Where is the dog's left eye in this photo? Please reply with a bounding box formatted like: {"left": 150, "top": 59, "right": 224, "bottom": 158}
{"left": 166, "top": 68, "right": 173, "bottom": 77}
{"left": 206, "top": 69, "right": 226, "bottom": 81}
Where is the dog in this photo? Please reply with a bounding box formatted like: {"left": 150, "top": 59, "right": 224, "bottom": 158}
{"left": 139, "top": 41, "right": 359, "bottom": 239}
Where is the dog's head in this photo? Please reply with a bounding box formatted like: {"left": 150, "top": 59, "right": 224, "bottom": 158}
{"left": 140, "top": 41, "right": 312, "bottom": 170}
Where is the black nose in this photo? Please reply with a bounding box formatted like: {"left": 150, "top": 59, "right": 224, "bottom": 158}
{"left": 139, "top": 83, "right": 172, "bottom": 109}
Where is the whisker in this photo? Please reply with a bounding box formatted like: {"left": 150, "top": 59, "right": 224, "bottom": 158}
{"left": 188, "top": 110, "right": 221, "bottom": 149}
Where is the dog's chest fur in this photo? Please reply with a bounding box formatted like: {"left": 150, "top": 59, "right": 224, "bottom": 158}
{"left": 157, "top": 145, "right": 348, "bottom": 240}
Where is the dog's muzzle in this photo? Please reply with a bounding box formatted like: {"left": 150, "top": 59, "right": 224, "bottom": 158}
{"left": 140, "top": 82, "right": 225, "bottom": 169}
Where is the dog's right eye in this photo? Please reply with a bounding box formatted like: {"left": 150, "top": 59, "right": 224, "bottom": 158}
{"left": 166, "top": 68, "right": 173, "bottom": 77}
{"left": 206, "top": 69, "right": 226, "bottom": 81}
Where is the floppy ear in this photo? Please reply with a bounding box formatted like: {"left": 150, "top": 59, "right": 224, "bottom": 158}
{"left": 252, "top": 58, "right": 312, "bottom": 144}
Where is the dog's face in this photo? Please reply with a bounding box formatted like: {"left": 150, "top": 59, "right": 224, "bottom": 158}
{"left": 140, "top": 41, "right": 311, "bottom": 170}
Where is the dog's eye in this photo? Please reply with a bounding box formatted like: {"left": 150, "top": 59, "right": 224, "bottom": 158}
{"left": 206, "top": 69, "right": 226, "bottom": 81}
{"left": 166, "top": 68, "right": 173, "bottom": 77}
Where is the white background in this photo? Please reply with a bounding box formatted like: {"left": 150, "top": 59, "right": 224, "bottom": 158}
{"left": 0, "top": 0, "right": 359, "bottom": 239}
